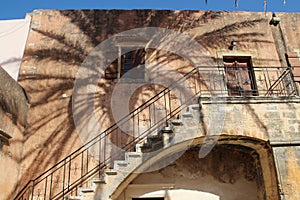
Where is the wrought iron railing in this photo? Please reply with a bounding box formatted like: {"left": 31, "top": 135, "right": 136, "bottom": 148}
{"left": 198, "top": 66, "right": 298, "bottom": 97}
{"left": 14, "top": 66, "right": 298, "bottom": 200}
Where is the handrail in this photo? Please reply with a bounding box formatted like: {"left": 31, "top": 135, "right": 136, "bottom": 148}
{"left": 265, "top": 67, "right": 296, "bottom": 96}
{"left": 14, "top": 67, "right": 201, "bottom": 200}
{"left": 14, "top": 66, "right": 298, "bottom": 200}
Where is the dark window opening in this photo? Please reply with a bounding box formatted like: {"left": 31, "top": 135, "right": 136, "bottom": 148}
{"left": 105, "top": 49, "right": 146, "bottom": 80}
{"left": 223, "top": 57, "right": 258, "bottom": 96}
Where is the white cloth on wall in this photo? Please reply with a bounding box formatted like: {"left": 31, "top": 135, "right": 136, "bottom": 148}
{"left": 0, "top": 15, "right": 31, "bottom": 81}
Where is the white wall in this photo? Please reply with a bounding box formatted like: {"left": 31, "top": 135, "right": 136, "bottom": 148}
{"left": 0, "top": 15, "right": 31, "bottom": 81}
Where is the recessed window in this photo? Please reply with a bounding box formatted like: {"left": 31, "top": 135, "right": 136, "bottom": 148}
{"left": 223, "top": 56, "right": 258, "bottom": 96}
{"left": 105, "top": 49, "right": 145, "bottom": 80}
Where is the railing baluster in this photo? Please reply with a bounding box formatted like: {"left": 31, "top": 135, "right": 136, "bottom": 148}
{"left": 168, "top": 91, "right": 171, "bottom": 117}
{"left": 276, "top": 69, "right": 282, "bottom": 95}
{"left": 103, "top": 135, "right": 106, "bottom": 165}
{"left": 137, "top": 109, "right": 140, "bottom": 137}
{"left": 153, "top": 102, "right": 156, "bottom": 125}
{"left": 30, "top": 182, "right": 34, "bottom": 200}
{"left": 27, "top": 185, "right": 30, "bottom": 200}
{"left": 198, "top": 70, "right": 202, "bottom": 96}
{"left": 81, "top": 152, "right": 84, "bottom": 178}
{"left": 49, "top": 174, "right": 53, "bottom": 199}
{"left": 62, "top": 160, "right": 66, "bottom": 196}
{"left": 148, "top": 103, "right": 152, "bottom": 127}
{"left": 44, "top": 177, "right": 47, "bottom": 200}
{"left": 86, "top": 149, "right": 89, "bottom": 174}
{"left": 262, "top": 68, "right": 268, "bottom": 93}
{"left": 266, "top": 67, "right": 272, "bottom": 95}
{"left": 98, "top": 137, "right": 101, "bottom": 177}
{"left": 68, "top": 157, "right": 71, "bottom": 191}
{"left": 193, "top": 73, "right": 197, "bottom": 94}
{"left": 164, "top": 91, "right": 167, "bottom": 119}
{"left": 291, "top": 68, "right": 299, "bottom": 95}
{"left": 132, "top": 114, "right": 135, "bottom": 139}
{"left": 116, "top": 127, "right": 119, "bottom": 148}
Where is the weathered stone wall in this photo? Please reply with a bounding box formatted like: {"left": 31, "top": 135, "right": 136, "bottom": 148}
{"left": 0, "top": 66, "right": 29, "bottom": 126}
{"left": 200, "top": 98, "right": 300, "bottom": 142}
{"left": 273, "top": 146, "right": 300, "bottom": 199}
{"left": 201, "top": 98, "right": 300, "bottom": 200}
{"left": 277, "top": 13, "right": 300, "bottom": 53}
{"left": 0, "top": 66, "right": 29, "bottom": 199}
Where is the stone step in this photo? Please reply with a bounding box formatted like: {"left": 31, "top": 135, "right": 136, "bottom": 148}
{"left": 161, "top": 126, "right": 174, "bottom": 133}
{"left": 92, "top": 178, "right": 106, "bottom": 184}
{"left": 179, "top": 112, "right": 194, "bottom": 119}
{"left": 114, "top": 160, "right": 129, "bottom": 170}
{"left": 125, "top": 151, "right": 142, "bottom": 160}
{"left": 104, "top": 169, "right": 117, "bottom": 175}
{"left": 66, "top": 196, "right": 82, "bottom": 200}
{"left": 187, "top": 104, "right": 201, "bottom": 112}
{"left": 79, "top": 187, "right": 94, "bottom": 194}
{"left": 169, "top": 119, "right": 183, "bottom": 126}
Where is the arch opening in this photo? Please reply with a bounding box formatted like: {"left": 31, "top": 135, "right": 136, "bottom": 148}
{"left": 111, "top": 137, "right": 279, "bottom": 200}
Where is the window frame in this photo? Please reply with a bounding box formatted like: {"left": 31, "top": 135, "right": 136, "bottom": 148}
{"left": 105, "top": 48, "right": 146, "bottom": 80}
{"left": 223, "top": 56, "right": 258, "bottom": 96}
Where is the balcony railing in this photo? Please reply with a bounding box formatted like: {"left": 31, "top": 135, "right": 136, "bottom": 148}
{"left": 197, "top": 66, "right": 298, "bottom": 97}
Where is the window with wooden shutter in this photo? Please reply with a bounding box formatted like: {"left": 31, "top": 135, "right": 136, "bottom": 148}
{"left": 223, "top": 57, "right": 257, "bottom": 96}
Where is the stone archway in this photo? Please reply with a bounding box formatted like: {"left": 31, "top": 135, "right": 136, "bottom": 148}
{"left": 110, "top": 136, "right": 280, "bottom": 200}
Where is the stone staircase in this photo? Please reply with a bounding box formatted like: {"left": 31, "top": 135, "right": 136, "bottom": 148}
{"left": 66, "top": 151, "right": 142, "bottom": 200}
{"left": 14, "top": 67, "right": 204, "bottom": 200}
{"left": 66, "top": 104, "right": 203, "bottom": 200}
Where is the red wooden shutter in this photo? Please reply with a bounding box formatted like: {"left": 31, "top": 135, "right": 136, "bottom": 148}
{"left": 224, "top": 57, "right": 255, "bottom": 96}
{"left": 224, "top": 61, "right": 240, "bottom": 96}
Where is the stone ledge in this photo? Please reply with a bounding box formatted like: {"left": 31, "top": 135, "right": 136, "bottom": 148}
{"left": 200, "top": 96, "right": 300, "bottom": 104}
{"left": 269, "top": 140, "right": 300, "bottom": 147}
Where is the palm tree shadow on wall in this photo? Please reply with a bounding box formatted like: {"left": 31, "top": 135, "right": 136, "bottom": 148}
{"left": 10, "top": 10, "right": 275, "bottom": 200}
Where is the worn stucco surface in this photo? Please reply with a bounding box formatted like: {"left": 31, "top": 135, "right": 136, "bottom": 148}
{"left": 1, "top": 10, "right": 300, "bottom": 200}
{"left": 122, "top": 146, "right": 264, "bottom": 200}
{"left": 0, "top": 66, "right": 29, "bottom": 199}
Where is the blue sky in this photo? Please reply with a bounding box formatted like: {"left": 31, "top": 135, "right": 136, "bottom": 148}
{"left": 0, "top": 0, "right": 299, "bottom": 20}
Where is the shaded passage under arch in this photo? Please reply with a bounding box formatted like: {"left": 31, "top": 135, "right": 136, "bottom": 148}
{"left": 123, "top": 144, "right": 266, "bottom": 200}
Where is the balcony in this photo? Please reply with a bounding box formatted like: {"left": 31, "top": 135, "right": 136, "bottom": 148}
{"left": 197, "top": 66, "right": 298, "bottom": 98}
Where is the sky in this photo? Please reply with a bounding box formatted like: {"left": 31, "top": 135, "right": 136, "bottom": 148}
{"left": 0, "top": 0, "right": 299, "bottom": 20}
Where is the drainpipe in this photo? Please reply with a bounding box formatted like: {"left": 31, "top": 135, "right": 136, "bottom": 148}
{"left": 270, "top": 12, "right": 288, "bottom": 67}
{"left": 278, "top": 21, "right": 290, "bottom": 53}
{"left": 269, "top": 13, "right": 299, "bottom": 95}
